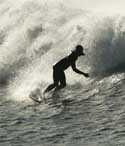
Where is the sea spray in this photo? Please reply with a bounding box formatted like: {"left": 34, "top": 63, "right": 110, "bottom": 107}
{"left": 0, "top": 0, "right": 125, "bottom": 101}
{"left": 84, "top": 15, "right": 125, "bottom": 76}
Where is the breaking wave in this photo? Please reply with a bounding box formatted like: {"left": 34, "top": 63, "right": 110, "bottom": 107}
{"left": 0, "top": 0, "right": 125, "bottom": 100}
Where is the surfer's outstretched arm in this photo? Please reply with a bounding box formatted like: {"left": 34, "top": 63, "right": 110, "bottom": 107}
{"left": 71, "top": 62, "right": 89, "bottom": 77}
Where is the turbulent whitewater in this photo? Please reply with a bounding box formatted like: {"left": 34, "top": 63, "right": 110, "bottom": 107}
{"left": 0, "top": 0, "right": 125, "bottom": 146}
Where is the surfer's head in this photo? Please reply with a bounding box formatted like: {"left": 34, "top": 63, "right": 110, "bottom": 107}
{"left": 75, "top": 45, "right": 85, "bottom": 56}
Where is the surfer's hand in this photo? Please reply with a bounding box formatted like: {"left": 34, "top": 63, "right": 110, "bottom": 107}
{"left": 83, "top": 73, "right": 89, "bottom": 78}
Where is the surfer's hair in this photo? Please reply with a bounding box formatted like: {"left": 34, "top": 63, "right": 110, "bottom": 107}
{"left": 72, "top": 45, "right": 84, "bottom": 53}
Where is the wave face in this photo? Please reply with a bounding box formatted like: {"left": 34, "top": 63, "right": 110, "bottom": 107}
{"left": 0, "top": 0, "right": 125, "bottom": 99}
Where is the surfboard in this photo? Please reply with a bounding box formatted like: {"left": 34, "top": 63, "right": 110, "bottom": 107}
{"left": 29, "top": 88, "right": 43, "bottom": 104}
{"left": 29, "top": 94, "right": 42, "bottom": 103}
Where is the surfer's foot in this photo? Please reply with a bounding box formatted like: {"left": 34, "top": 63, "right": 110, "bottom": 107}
{"left": 54, "top": 85, "right": 65, "bottom": 92}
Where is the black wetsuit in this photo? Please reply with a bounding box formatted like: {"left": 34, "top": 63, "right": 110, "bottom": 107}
{"left": 53, "top": 52, "right": 78, "bottom": 86}
{"left": 43, "top": 51, "right": 87, "bottom": 94}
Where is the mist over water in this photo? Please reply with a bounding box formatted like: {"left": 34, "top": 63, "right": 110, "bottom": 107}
{"left": 0, "top": 0, "right": 125, "bottom": 98}
{"left": 0, "top": 1, "right": 125, "bottom": 146}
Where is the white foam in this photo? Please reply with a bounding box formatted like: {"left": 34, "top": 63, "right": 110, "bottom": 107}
{"left": 0, "top": 0, "right": 125, "bottom": 101}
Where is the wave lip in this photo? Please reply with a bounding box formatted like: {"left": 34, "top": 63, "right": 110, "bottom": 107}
{"left": 86, "top": 16, "right": 125, "bottom": 76}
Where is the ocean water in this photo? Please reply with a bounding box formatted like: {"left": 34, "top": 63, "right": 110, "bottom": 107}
{"left": 0, "top": 0, "right": 125, "bottom": 146}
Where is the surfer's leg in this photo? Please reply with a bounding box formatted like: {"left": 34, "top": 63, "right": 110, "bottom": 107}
{"left": 60, "top": 71, "right": 66, "bottom": 87}
{"left": 54, "top": 71, "right": 66, "bottom": 91}
{"left": 43, "top": 68, "right": 59, "bottom": 94}
{"left": 43, "top": 84, "right": 56, "bottom": 94}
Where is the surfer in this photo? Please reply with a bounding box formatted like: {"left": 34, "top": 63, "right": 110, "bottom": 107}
{"left": 44, "top": 45, "right": 89, "bottom": 94}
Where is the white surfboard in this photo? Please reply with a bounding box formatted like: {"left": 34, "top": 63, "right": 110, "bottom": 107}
{"left": 29, "top": 88, "right": 43, "bottom": 103}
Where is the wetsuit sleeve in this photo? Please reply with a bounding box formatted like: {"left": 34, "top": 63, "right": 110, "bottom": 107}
{"left": 70, "top": 53, "right": 89, "bottom": 77}
{"left": 71, "top": 62, "right": 76, "bottom": 70}
{"left": 71, "top": 62, "right": 84, "bottom": 75}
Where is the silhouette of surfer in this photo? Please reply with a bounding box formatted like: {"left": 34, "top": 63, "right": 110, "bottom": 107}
{"left": 44, "top": 45, "right": 89, "bottom": 94}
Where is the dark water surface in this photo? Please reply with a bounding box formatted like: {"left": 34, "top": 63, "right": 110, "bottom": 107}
{"left": 0, "top": 76, "right": 125, "bottom": 146}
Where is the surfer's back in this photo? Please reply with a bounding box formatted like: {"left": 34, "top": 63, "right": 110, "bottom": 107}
{"left": 53, "top": 52, "right": 78, "bottom": 71}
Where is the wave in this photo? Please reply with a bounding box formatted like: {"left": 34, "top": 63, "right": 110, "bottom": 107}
{"left": 0, "top": 0, "right": 125, "bottom": 100}
{"left": 85, "top": 16, "right": 125, "bottom": 76}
